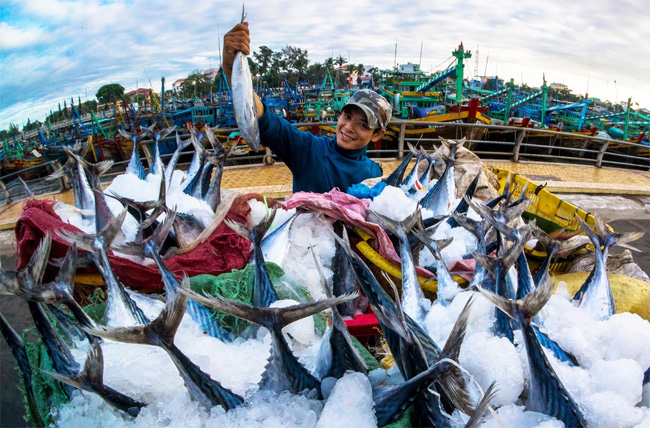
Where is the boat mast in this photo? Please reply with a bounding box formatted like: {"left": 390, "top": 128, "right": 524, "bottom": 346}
{"left": 452, "top": 42, "right": 471, "bottom": 106}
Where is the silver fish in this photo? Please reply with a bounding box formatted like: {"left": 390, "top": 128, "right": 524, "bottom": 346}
{"left": 479, "top": 276, "right": 588, "bottom": 427}
{"left": 164, "top": 133, "right": 192, "bottom": 188}
{"left": 119, "top": 129, "right": 147, "bottom": 180}
{"left": 141, "top": 125, "right": 176, "bottom": 177}
{"left": 384, "top": 152, "right": 414, "bottom": 187}
{"left": 44, "top": 338, "right": 145, "bottom": 417}
{"left": 370, "top": 208, "right": 431, "bottom": 325}
{"left": 181, "top": 286, "right": 356, "bottom": 398}
{"left": 309, "top": 246, "right": 367, "bottom": 380}
{"left": 0, "top": 311, "right": 45, "bottom": 428}
{"left": 231, "top": 6, "right": 261, "bottom": 152}
{"left": 413, "top": 232, "right": 461, "bottom": 306}
{"left": 331, "top": 226, "right": 475, "bottom": 421}
{"left": 572, "top": 216, "right": 644, "bottom": 320}
{"left": 86, "top": 276, "right": 244, "bottom": 411}
{"left": 225, "top": 207, "right": 279, "bottom": 308}
{"left": 56, "top": 210, "right": 149, "bottom": 327}
{"left": 419, "top": 137, "right": 465, "bottom": 216}
{"left": 260, "top": 211, "right": 299, "bottom": 267}
{"left": 181, "top": 126, "right": 207, "bottom": 196}
{"left": 113, "top": 213, "right": 232, "bottom": 341}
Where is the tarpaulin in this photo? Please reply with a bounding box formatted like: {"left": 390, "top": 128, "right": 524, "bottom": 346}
{"left": 15, "top": 195, "right": 259, "bottom": 292}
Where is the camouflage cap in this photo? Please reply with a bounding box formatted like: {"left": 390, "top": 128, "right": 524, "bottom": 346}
{"left": 343, "top": 89, "right": 392, "bottom": 130}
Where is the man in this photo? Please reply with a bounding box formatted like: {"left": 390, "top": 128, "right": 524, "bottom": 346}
{"left": 222, "top": 23, "right": 392, "bottom": 193}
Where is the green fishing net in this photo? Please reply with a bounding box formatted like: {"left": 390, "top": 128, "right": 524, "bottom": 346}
{"left": 189, "top": 262, "right": 328, "bottom": 336}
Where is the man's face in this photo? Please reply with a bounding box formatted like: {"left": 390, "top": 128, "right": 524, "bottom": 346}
{"left": 336, "top": 105, "right": 385, "bottom": 151}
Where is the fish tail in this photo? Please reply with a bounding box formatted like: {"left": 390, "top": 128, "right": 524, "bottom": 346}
{"left": 56, "top": 209, "right": 128, "bottom": 255}
{"left": 182, "top": 286, "right": 356, "bottom": 331}
{"left": 464, "top": 382, "right": 498, "bottom": 428}
{"left": 45, "top": 339, "right": 145, "bottom": 417}
{"left": 252, "top": 206, "right": 278, "bottom": 246}
{"left": 433, "top": 296, "right": 475, "bottom": 415}
{"left": 447, "top": 173, "right": 481, "bottom": 227}
{"left": 576, "top": 216, "right": 602, "bottom": 248}
{"left": 23, "top": 232, "right": 52, "bottom": 287}
{"left": 86, "top": 277, "right": 245, "bottom": 411}
{"left": 86, "top": 275, "right": 190, "bottom": 346}
{"left": 114, "top": 210, "right": 176, "bottom": 259}
{"left": 370, "top": 206, "right": 419, "bottom": 237}
{"left": 479, "top": 274, "right": 555, "bottom": 325}
{"left": 385, "top": 152, "right": 414, "bottom": 187}
{"left": 438, "top": 137, "right": 466, "bottom": 159}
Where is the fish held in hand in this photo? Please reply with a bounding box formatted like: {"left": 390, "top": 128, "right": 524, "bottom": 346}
{"left": 231, "top": 6, "right": 261, "bottom": 152}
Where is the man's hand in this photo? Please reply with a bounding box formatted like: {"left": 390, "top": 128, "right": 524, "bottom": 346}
{"left": 222, "top": 22, "right": 250, "bottom": 83}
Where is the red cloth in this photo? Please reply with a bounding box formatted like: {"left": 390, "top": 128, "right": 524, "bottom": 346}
{"left": 15, "top": 197, "right": 253, "bottom": 292}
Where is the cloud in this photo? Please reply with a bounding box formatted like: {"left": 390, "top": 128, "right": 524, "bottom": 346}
{"left": 1, "top": 0, "right": 649, "bottom": 129}
{"left": 0, "top": 22, "right": 46, "bottom": 50}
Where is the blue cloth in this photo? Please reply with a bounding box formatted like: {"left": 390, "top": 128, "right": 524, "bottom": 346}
{"left": 347, "top": 181, "right": 387, "bottom": 200}
{"left": 258, "top": 105, "right": 383, "bottom": 193}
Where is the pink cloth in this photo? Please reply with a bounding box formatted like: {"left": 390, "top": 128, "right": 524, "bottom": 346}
{"left": 283, "top": 189, "right": 435, "bottom": 279}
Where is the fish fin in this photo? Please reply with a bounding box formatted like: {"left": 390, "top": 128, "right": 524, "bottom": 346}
{"left": 451, "top": 212, "right": 485, "bottom": 240}
{"left": 183, "top": 286, "right": 356, "bottom": 330}
{"left": 224, "top": 218, "right": 251, "bottom": 241}
{"left": 158, "top": 126, "right": 176, "bottom": 141}
{"left": 472, "top": 252, "right": 497, "bottom": 277}
{"left": 189, "top": 126, "right": 206, "bottom": 157}
{"left": 617, "top": 231, "right": 645, "bottom": 248}
{"left": 53, "top": 243, "right": 78, "bottom": 295}
{"left": 84, "top": 324, "right": 149, "bottom": 345}
{"left": 140, "top": 205, "right": 169, "bottom": 231}
{"left": 0, "top": 269, "right": 19, "bottom": 295}
{"left": 20, "top": 233, "right": 52, "bottom": 286}
{"left": 55, "top": 228, "right": 95, "bottom": 253}
{"left": 117, "top": 129, "right": 134, "bottom": 141}
{"left": 476, "top": 285, "right": 517, "bottom": 321}
{"left": 464, "top": 382, "right": 498, "bottom": 428}
{"left": 95, "top": 160, "right": 114, "bottom": 176}
{"left": 98, "top": 207, "right": 128, "bottom": 249}
{"left": 436, "top": 296, "right": 474, "bottom": 415}
{"left": 370, "top": 206, "right": 419, "bottom": 236}
{"left": 203, "top": 126, "right": 219, "bottom": 149}
{"left": 576, "top": 216, "right": 601, "bottom": 247}
{"left": 114, "top": 210, "right": 176, "bottom": 258}
{"left": 41, "top": 369, "right": 83, "bottom": 390}
{"left": 46, "top": 166, "right": 66, "bottom": 180}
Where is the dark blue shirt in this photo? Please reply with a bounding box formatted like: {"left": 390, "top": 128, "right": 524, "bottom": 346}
{"left": 258, "top": 106, "right": 383, "bottom": 193}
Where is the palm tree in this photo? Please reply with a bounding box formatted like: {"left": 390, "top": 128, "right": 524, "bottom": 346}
{"left": 334, "top": 55, "right": 347, "bottom": 87}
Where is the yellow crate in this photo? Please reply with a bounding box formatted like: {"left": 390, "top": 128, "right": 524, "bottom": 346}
{"left": 490, "top": 167, "right": 610, "bottom": 272}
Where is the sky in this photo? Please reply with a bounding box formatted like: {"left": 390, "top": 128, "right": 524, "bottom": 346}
{"left": 1, "top": 0, "right": 649, "bottom": 130}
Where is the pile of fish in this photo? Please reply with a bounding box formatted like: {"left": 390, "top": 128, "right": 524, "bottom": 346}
{"left": 1, "top": 135, "right": 649, "bottom": 427}
{"left": 51, "top": 122, "right": 232, "bottom": 248}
